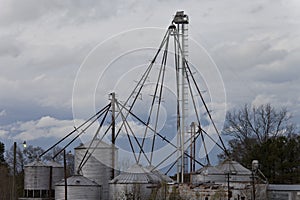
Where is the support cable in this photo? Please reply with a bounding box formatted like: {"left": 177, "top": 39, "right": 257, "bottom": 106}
{"left": 137, "top": 30, "right": 171, "bottom": 162}
{"left": 116, "top": 101, "right": 151, "bottom": 165}
{"left": 53, "top": 104, "right": 111, "bottom": 159}
{"left": 150, "top": 33, "right": 170, "bottom": 164}
{"left": 114, "top": 29, "right": 170, "bottom": 140}
{"left": 40, "top": 104, "right": 110, "bottom": 158}
{"left": 152, "top": 128, "right": 204, "bottom": 171}
{"left": 118, "top": 108, "right": 139, "bottom": 164}
{"left": 173, "top": 33, "right": 229, "bottom": 156}
{"left": 180, "top": 48, "right": 210, "bottom": 165}
{"left": 77, "top": 104, "right": 111, "bottom": 172}
{"left": 117, "top": 101, "right": 205, "bottom": 168}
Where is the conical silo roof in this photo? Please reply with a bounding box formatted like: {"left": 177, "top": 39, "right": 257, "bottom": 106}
{"left": 110, "top": 164, "right": 161, "bottom": 184}
{"left": 216, "top": 159, "right": 251, "bottom": 175}
{"left": 47, "top": 160, "right": 63, "bottom": 168}
{"left": 75, "top": 138, "right": 115, "bottom": 149}
{"left": 146, "top": 165, "right": 174, "bottom": 183}
{"left": 55, "top": 175, "right": 99, "bottom": 186}
{"left": 25, "top": 159, "right": 48, "bottom": 167}
{"left": 195, "top": 165, "right": 223, "bottom": 175}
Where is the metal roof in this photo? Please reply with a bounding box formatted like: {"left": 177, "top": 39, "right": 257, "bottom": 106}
{"left": 47, "top": 160, "right": 63, "bottom": 168}
{"left": 75, "top": 138, "right": 115, "bottom": 149}
{"left": 25, "top": 160, "right": 48, "bottom": 167}
{"left": 110, "top": 164, "right": 162, "bottom": 184}
{"left": 268, "top": 184, "right": 300, "bottom": 191}
{"left": 195, "top": 165, "right": 223, "bottom": 175}
{"left": 55, "top": 175, "right": 100, "bottom": 186}
{"left": 146, "top": 165, "right": 174, "bottom": 183}
{"left": 216, "top": 159, "right": 251, "bottom": 175}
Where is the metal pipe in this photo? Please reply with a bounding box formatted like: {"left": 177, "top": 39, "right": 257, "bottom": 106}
{"left": 63, "top": 150, "right": 67, "bottom": 200}
{"left": 252, "top": 171, "right": 256, "bottom": 200}
{"left": 13, "top": 142, "right": 16, "bottom": 200}
{"left": 49, "top": 166, "right": 53, "bottom": 199}
{"left": 227, "top": 173, "right": 230, "bottom": 200}
{"left": 111, "top": 92, "right": 116, "bottom": 180}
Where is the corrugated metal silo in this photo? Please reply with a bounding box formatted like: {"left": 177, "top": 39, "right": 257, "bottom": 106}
{"left": 191, "top": 165, "right": 224, "bottom": 184}
{"left": 109, "top": 164, "right": 163, "bottom": 200}
{"left": 47, "top": 160, "right": 64, "bottom": 186}
{"left": 146, "top": 165, "right": 174, "bottom": 183}
{"left": 23, "top": 160, "right": 51, "bottom": 198}
{"left": 55, "top": 175, "right": 101, "bottom": 200}
{"left": 216, "top": 159, "right": 252, "bottom": 183}
{"left": 74, "top": 139, "right": 118, "bottom": 200}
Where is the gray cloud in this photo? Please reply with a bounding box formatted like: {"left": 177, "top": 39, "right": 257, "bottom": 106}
{"left": 0, "top": 0, "right": 299, "bottom": 146}
{"left": 0, "top": 35, "right": 22, "bottom": 57}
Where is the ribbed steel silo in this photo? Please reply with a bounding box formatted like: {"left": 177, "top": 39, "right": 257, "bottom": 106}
{"left": 216, "top": 159, "right": 252, "bottom": 183}
{"left": 55, "top": 175, "right": 101, "bottom": 200}
{"left": 74, "top": 139, "right": 118, "bottom": 200}
{"left": 47, "top": 160, "right": 64, "bottom": 186}
{"left": 146, "top": 165, "right": 174, "bottom": 183}
{"left": 109, "top": 164, "right": 163, "bottom": 200}
{"left": 191, "top": 165, "right": 224, "bottom": 184}
{"left": 23, "top": 160, "right": 51, "bottom": 198}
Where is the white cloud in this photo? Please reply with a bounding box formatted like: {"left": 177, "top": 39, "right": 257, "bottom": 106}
{"left": 0, "top": 109, "right": 6, "bottom": 117}
{"left": 0, "top": 130, "right": 8, "bottom": 138}
{"left": 0, "top": 0, "right": 299, "bottom": 146}
{"left": 1, "top": 116, "right": 78, "bottom": 141}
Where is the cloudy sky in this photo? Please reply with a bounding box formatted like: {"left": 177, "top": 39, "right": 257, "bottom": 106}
{"left": 0, "top": 0, "right": 299, "bottom": 153}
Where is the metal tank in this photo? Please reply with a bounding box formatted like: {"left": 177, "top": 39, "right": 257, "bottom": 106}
{"left": 55, "top": 175, "right": 101, "bottom": 200}
{"left": 146, "top": 165, "right": 174, "bottom": 183}
{"left": 216, "top": 159, "right": 252, "bottom": 183}
{"left": 109, "top": 164, "right": 163, "bottom": 200}
{"left": 191, "top": 165, "right": 224, "bottom": 184}
{"left": 47, "top": 160, "right": 64, "bottom": 187}
{"left": 75, "top": 139, "right": 118, "bottom": 200}
{"left": 23, "top": 160, "right": 51, "bottom": 198}
{"left": 146, "top": 165, "right": 175, "bottom": 200}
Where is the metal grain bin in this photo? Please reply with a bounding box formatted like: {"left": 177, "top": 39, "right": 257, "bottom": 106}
{"left": 47, "top": 160, "right": 64, "bottom": 186}
{"left": 146, "top": 165, "right": 174, "bottom": 183}
{"left": 109, "top": 164, "right": 162, "bottom": 200}
{"left": 216, "top": 159, "right": 252, "bottom": 183}
{"left": 55, "top": 175, "right": 101, "bottom": 200}
{"left": 191, "top": 165, "right": 224, "bottom": 184}
{"left": 23, "top": 160, "right": 51, "bottom": 198}
{"left": 75, "top": 139, "right": 118, "bottom": 200}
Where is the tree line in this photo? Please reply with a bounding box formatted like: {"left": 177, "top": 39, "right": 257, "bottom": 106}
{"left": 221, "top": 103, "right": 300, "bottom": 184}
{"left": 0, "top": 103, "right": 299, "bottom": 199}
{"left": 0, "top": 143, "right": 74, "bottom": 199}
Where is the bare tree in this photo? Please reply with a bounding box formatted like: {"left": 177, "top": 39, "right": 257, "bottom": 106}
{"left": 5, "top": 145, "right": 29, "bottom": 173}
{"left": 224, "top": 103, "right": 295, "bottom": 145}
{"left": 0, "top": 164, "right": 11, "bottom": 200}
{"left": 219, "top": 104, "right": 298, "bottom": 180}
{"left": 0, "top": 142, "right": 10, "bottom": 200}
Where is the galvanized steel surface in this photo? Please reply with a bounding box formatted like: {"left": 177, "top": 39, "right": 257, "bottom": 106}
{"left": 216, "top": 159, "right": 252, "bottom": 175}
{"left": 191, "top": 165, "right": 225, "bottom": 184}
{"left": 192, "top": 160, "right": 253, "bottom": 184}
{"left": 55, "top": 174, "right": 99, "bottom": 186}
{"left": 110, "top": 164, "right": 162, "bottom": 184}
{"left": 146, "top": 165, "right": 174, "bottom": 183}
{"left": 24, "top": 160, "right": 50, "bottom": 190}
{"left": 55, "top": 175, "right": 101, "bottom": 200}
{"left": 216, "top": 159, "right": 252, "bottom": 182}
{"left": 74, "top": 139, "right": 117, "bottom": 200}
{"left": 109, "top": 164, "right": 168, "bottom": 200}
{"left": 47, "top": 160, "right": 64, "bottom": 186}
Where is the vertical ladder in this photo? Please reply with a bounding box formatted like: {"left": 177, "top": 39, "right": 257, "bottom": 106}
{"left": 173, "top": 11, "right": 189, "bottom": 183}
